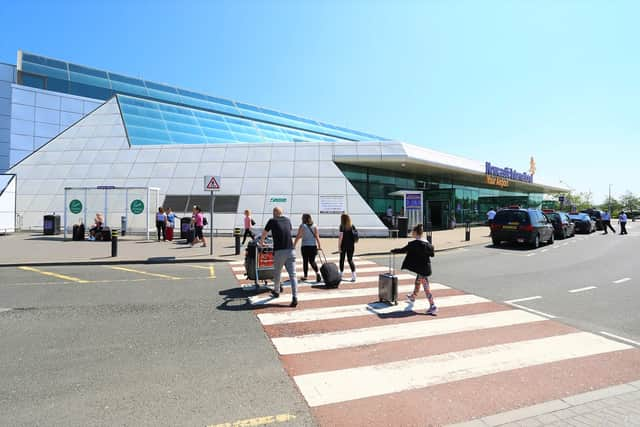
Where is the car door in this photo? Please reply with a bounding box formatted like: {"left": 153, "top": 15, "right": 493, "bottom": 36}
{"left": 540, "top": 212, "right": 553, "bottom": 240}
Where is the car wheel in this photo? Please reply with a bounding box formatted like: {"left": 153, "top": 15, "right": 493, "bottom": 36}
{"left": 531, "top": 234, "right": 540, "bottom": 249}
{"left": 548, "top": 232, "right": 554, "bottom": 245}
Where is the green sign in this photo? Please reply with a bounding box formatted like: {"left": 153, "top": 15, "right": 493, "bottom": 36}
{"left": 130, "top": 199, "right": 145, "bottom": 215}
{"left": 69, "top": 199, "right": 83, "bottom": 214}
{"left": 269, "top": 197, "right": 287, "bottom": 203}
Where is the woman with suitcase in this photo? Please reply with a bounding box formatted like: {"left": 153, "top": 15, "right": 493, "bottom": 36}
{"left": 294, "top": 213, "right": 322, "bottom": 282}
{"left": 391, "top": 224, "right": 438, "bottom": 315}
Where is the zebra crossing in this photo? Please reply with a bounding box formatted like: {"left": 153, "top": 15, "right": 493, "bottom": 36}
{"left": 230, "top": 257, "right": 640, "bottom": 426}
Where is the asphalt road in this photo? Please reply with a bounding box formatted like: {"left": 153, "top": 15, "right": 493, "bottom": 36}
{"left": 0, "top": 262, "right": 315, "bottom": 427}
{"left": 420, "top": 221, "right": 640, "bottom": 345}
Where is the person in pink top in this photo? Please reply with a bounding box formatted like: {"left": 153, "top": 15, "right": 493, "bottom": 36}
{"left": 242, "top": 209, "right": 256, "bottom": 244}
{"left": 191, "top": 206, "right": 206, "bottom": 247}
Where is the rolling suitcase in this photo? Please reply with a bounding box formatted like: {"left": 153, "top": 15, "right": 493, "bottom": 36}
{"left": 319, "top": 249, "right": 341, "bottom": 288}
{"left": 378, "top": 252, "right": 398, "bottom": 305}
{"left": 165, "top": 226, "right": 174, "bottom": 241}
{"left": 72, "top": 224, "right": 85, "bottom": 241}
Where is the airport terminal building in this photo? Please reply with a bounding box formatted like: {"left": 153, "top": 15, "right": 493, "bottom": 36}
{"left": 0, "top": 50, "right": 565, "bottom": 235}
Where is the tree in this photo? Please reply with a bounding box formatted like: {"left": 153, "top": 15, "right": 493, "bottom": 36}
{"left": 553, "top": 191, "right": 594, "bottom": 211}
{"left": 619, "top": 191, "right": 640, "bottom": 212}
{"left": 599, "top": 196, "right": 622, "bottom": 214}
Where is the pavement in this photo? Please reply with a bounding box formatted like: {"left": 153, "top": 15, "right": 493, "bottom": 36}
{"left": 0, "top": 226, "right": 490, "bottom": 266}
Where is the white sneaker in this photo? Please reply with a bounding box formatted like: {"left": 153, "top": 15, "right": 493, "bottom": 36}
{"left": 351, "top": 272, "right": 357, "bottom": 282}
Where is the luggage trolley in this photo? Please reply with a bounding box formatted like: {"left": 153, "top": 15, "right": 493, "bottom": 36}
{"left": 244, "top": 237, "right": 275, "bottom": 288}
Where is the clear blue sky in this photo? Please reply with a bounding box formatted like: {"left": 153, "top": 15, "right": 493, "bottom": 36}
{"left": 2, "top": 0, "right": 637, "bottom": 203}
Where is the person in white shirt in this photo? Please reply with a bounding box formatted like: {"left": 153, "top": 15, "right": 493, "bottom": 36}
{"left": 487, "top": 208, "right": 497, "bottom": 224}
{"left": 619, "top": 211, "right": 628, "bottom": 235}
{"left": 601, "top": 210, "right": 616, "bottom": 234}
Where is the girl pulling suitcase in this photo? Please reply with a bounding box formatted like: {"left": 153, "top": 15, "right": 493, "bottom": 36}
{"left": 391, "top": 223, "right": 438, "bottom": 315}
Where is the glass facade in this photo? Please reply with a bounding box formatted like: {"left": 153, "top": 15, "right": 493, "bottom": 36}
{"left": 18, "top": 52, "right": 386, "bottom": 143}
{"left": 339, "top": 164, "right": 544, "bottom": 229}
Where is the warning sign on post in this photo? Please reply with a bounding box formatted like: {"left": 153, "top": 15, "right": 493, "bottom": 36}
{"left": 204, "top": 176, "right": 221, "bottom": 191}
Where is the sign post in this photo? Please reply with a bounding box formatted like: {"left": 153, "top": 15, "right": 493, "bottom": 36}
{"left": 204, "top": 176, "right": 221, "bottom": 256}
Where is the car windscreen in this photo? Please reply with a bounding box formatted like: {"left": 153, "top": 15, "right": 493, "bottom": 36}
{"left": 546, "top": 213, "right": 560, "bottom": 222}
{"left": 494, "top": 210, "right": 530, "bottom": 225}
{"left": 569, "top": 214, "right": 588, "bottom": 221}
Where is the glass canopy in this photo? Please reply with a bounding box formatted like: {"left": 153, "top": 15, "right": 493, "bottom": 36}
{"left": 18, "top": 51, "right": 386, "bottom": 143}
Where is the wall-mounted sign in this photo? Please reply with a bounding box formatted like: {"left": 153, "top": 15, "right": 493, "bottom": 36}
{"left": 130, "top": 199, "right": 145, "bottom": 215}
{"left": 319, "top": 195, "right": 346, "bottom": 214}
{"left": 486, "top": 175, "right": 509, "bottom": 188}
{"left": 69, "top": 199, "right": 83, "bottom": 214}
{"left": 485, "top": 162, "right": 533, "bottom": 184}
{"left": 405, "top": 193, "right": 422, "bottom": 209}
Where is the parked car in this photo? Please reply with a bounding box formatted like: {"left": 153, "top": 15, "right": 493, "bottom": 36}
{"left": 491, "top": 208, "right": 555, "bottom": 248}
{"left": 580, "top": 209, "right": 604, "bottom": 230}
{"left": 543, "top": 210, "right": 575, "bottom": 239}
{"left": 569, "top": 213, "right": 596, "bottom": 233}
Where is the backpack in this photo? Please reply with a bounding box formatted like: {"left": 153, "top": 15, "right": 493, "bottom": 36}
{"left": 352, "top": 225, "right": 359, "bottom": 243}
{"left": 203, "top": 216, "right": 208, "bottom": 226}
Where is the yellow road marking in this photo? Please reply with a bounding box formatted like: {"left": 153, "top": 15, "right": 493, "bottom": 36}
{"left": 207, "top": 413, "right": 296, "bottom": 427}
{"left": 18, "top": 266, "right": 91, "bottom": 283}
{"left": 180, "top": 264, "right": 216, "bottom": 278}
{"left": 107, "top": 266, "right": 181, "bottom": 280}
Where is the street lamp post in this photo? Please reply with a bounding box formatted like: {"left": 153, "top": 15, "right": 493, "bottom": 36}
{"left": 608, "top": 184, "right": 612, "bottom": 213}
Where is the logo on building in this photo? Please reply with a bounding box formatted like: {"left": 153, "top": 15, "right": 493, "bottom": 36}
{"left": 529, "top": 156, "right": 536, "bottom": 176}
{"left": 485, "top": 162, "right": 533, "bottom": 184}
{"left": 269, "top": 197, "right": 287, "bottom": 203}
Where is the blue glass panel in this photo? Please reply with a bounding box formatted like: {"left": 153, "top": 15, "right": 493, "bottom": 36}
{"left": 232, "top": 133, "right": 263, "bottom": 143}
{"left": 69, "top": 81, "right": 113, "bottom": 100}
{"left": 201, "top": 128, "right": 236, "bottom": 140}
{"left": 69, "top": 71, "right": 111, "bottom": 89}
{"left": 120, "top": 104, "right": 163, "bottom": 120}
{"left": 128, "top": 136, "right": 169, "bottom": 145}
{"left": 20, "top": 73, "right": 45, "bottom": 89}
{"left": 161, "top": 111, "right": 198, "bottom": 126}
{"left": 225, "top": 116, "right": 254, "bottom": 127}
{"left": 109, "top": 73, "right": 144, "bottom": 86}
{"left": 145, "top": 81, "right": 178, "bottom": 93}
{"left": 168, "top": 131, "right": 207, "bottom": 144}
{"left": 122, "top": 114, "right": 166, "bottom": 129}
{"left": 165, "top": 121, "right": 202, "bottom": 135}
{"left": 192, "top": 110, "right": 226, "bottom": 121}
{"left": 197, "top": 118, "right": 230, "bottom": 131}
{"left": 126, "top": 125, "right": 172, "bottom": 142}
{"left": 21, "top": 62, "right": 68, "bottom": 80}
{"left": 45, "top": 77, "right": 69, "bottom": 93}
{"left": 69, "top": 63, "right": 108, "bottom": 79}
{"left": 22, "top": 54, "right": 67, "bottom": 70}
{"left": 228, "top": 124, "right": 259, "bottom": 135}
{"left": 110, "top": 80, "right": 149, "bottom": 97}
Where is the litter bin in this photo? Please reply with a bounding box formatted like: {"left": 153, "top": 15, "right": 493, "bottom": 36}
{"left": 43, "top": 214, "right": 61, "bottom": 235}
{"left": 180, "top": 217, "right": 192, "bottom": 239}
{"left": 121, "top": 216, "right": 128, "bottom": 236}
{"left": 397, "top": 216, "right": 409, "bottom": 238}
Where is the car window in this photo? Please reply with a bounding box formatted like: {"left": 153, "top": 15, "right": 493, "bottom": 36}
{"left": 494, "top": 210, "right": 530, "bottom": 224}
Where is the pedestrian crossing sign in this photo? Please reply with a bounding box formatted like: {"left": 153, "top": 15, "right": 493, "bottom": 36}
{"left": 204, "top": 175, "right": 221, "bottom": 191}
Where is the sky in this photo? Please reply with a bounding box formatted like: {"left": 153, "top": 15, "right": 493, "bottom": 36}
{"left": 1, "top": 0, "right": 637, "bottom": 203}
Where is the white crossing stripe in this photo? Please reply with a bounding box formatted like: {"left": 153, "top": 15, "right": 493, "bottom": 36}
{"left": 504, "top": 296, "right": 542, "bottom": 304}
{"left": 613, "top": 277, "right": 631, "bottom": 284}
{"left": 257, "top": 294, "right": 489, "bottom": 326}
{"left": 273, "top": 309, "right": 546, "bottom": 355}
{"left": 293, "top": 332, "right": 631, "bottom": 407}
{"left": 249, "top": 283, "right": 450, "bottom": 305}
{"left": 235, "top": 266, "right": 389, "bottom": 280}
{"left": 568, "top": 286, "right": 597, "bottom": 293}
{"left": 229, "top": 256, "right": 368, "bottom": 266}
{"left": 231, "top": 259, "right": 375, "bottom": 272}
{"left": 241, "top": 273, "right": 417, "bottom": 287}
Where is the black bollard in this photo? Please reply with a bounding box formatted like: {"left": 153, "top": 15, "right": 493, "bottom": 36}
{"left": 465, "top": 221, "right": 471, "bottom": 241}
{"left": 234, "top": 227, "right": 242, "bottom": 255}
{"left": 426, "top": 221, "right": 433, "bottom": 244}
{"left": 111, "top": 229, "right": 118, "bottom": 257}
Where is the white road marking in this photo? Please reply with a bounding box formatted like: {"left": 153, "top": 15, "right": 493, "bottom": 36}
{"left": 293, "top": 332, "right": 630, "bottom": 407}
{"left": 613, "top": 278, "right": 631, "bottom": 284}
{"left": 526, "top": 253, "right": 537, "bottom": 257}
{"left": 0, "top": 308, "right": 12, "bottom": 313}
{"left": 568, "top": 286, "right": 597, "bottom": 293}
{"left": 249, "top": 283, "right": 450, "bottom": 305}
{"left": 257, "top": 294, "right": 490, "bottom": 326}
{"left": 235, "top": 265, "right": 388, "bottom": 280}
{"left": 229, "top": 256, "right": 367, "bottom": 266}
{"left": 242, "top": 273, "right": 417, "bottom": 287}
{"left": 504, "top": 296, "right": 542, "bottom": 304}
{"left": 273, "top": 310, "right": 547, "bottom": 355}
{"left": 562, "top": 243, "right": 569, "bottom": 247}
{"left": 231, "top": 259, "right": 375, "bottom": 272}
{"left": 504, "top": 302, "right": 556, "bottom": 319}
{"left": 541, "top": 249, "right": 548, "bottom": 253}
{"left": 600, "top": 332, "right": 640, "bottom": 347}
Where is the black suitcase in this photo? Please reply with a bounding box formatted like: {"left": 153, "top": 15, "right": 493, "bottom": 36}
{"left": 319, "top": 250, "right": 341, "bottom": 288}
{"left": 72, "top": 224, "right": 85, "bottom": 241}
{"left": 186, "top": 227, "right": 195, "bottom": 244}
{"left": 378, "top": 252, "right": 398, "bottom": 305}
